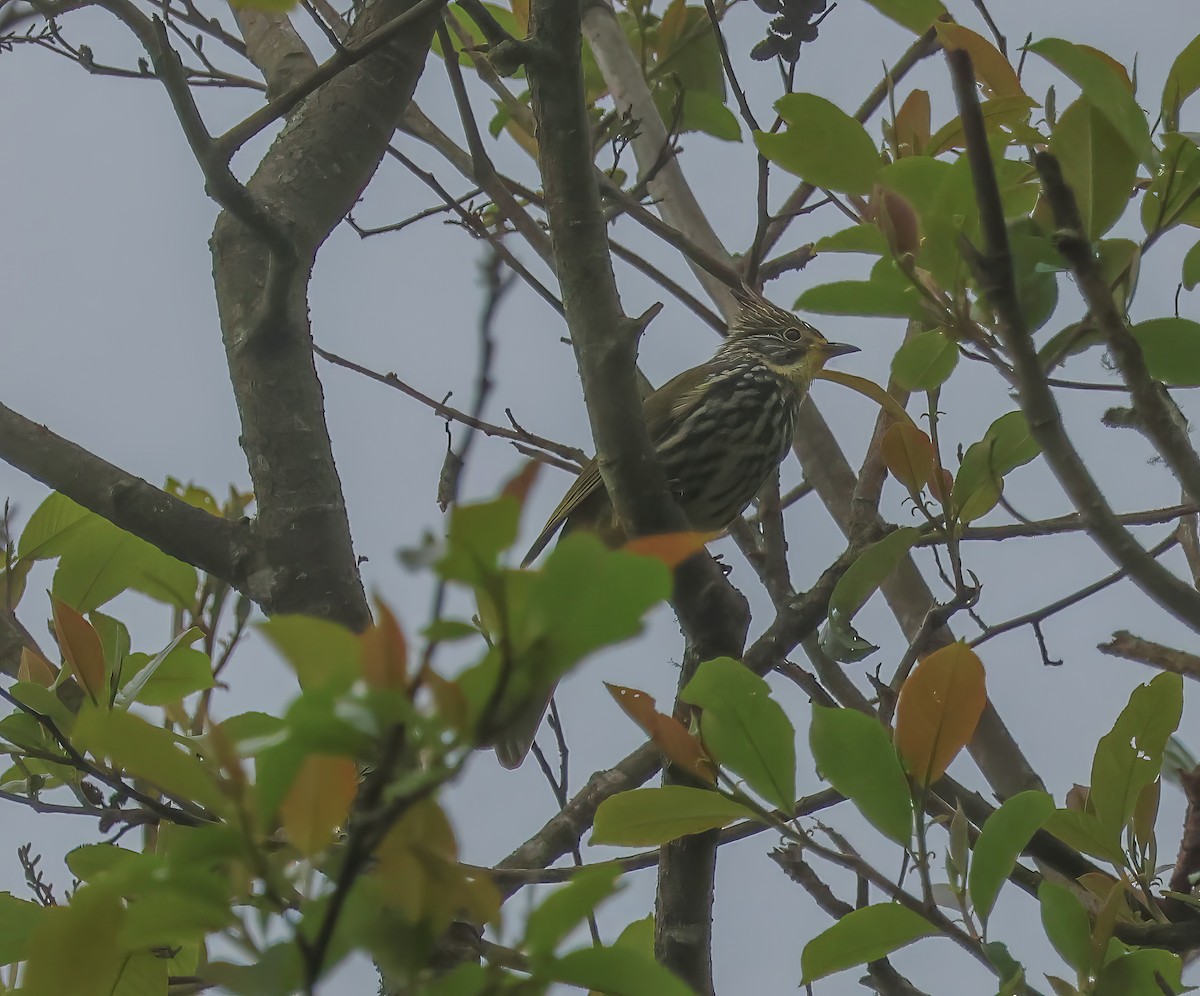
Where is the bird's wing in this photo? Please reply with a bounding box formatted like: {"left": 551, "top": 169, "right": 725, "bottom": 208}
{"left": 520, "top": 457, "right": 604, "bottom": 567}
{"left": 519, "top": 363, "right": 716, "bottom": 568}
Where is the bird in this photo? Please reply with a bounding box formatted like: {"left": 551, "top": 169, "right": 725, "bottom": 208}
{"left": 494, "top": 289, "right": 858, "bottom": 768}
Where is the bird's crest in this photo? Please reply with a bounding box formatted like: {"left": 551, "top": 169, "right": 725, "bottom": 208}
{"left": 729, "top": 287, "right": 814, "bottom": 338}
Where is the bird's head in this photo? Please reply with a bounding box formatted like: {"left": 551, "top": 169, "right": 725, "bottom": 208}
{"left": 726, "top": 289, "right": 859, "bottom": 381}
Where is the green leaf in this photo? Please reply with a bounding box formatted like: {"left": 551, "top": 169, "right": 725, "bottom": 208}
{"left": 22, "top": 884, "right": 126, "bottom": 996}
{"left": 1163, "top": 33, "right": 1200, "bottom": 132}
{"left": 1090, "top": 672, "right": 1183, "bottom": 837}
{"left": 73, "top": 706, "right": 225, "bottom": 813}
{"left": 551, "top": 945, "right": 694, "bottom": 996}
{"left": 0, "top": 891, "right": 47, "bottom": 966}
{"left": 1044, "top": 808, "right": 1124, "bottom": 864}
{"left": 814, "top": 225, "right": 888, "bottom": 255}
{"left": 859, "top": 0, "right": 946, "bottom": 33}
{"left": 1028, "top": 39, "right": 1155, "bottom": 168}
{"left": 109, "top": 950, "right": 168, "bottom": 996}
{"left": 1131, "top": 317, "right": 1200, "bottom": 385}
{"left": 983, "top": 411, "right": 1041, "bottom": 476}
{"left": 525, "top": 865, "right": 622, "bottom": 958}
{"left": 1050, "top": 98, "right": 1138, "bottom": 239}
{"left": 116, "top": 627, "right": 211, "bottom": 707}
{"left": 800, "top": 903, "right": 937, "bottom": 984}
{"left": 795, "top": 280, "right": 925, "bottom": 319}
{"left": 258, "top": 614, "right": 360, "bottom": 693}
{"left": 591, "top": 786, "right": 755, "bottom": 846}
{"left": 985, "top": 941, "right": 1027, "bottom": 996}
{"left": 66, "top": 843, "right": 145, "bottom": 882}
{"left": 809, "top": 706, "right": 912, "bottom": 844}
{"left": 1184, "top": 240, "right": 1200, "bottom": 290}
{"left": 756, "top": 94, "right": 881, "bottom": 194}
{"left": 822, "top": 527, "right": 921, "bottom": 663}
{"left": 891, "top": 330, "right": 958, "bottom": 392}
{"left": 1095, "top": 949, "right": 1184, "bottom": 996}
{"left": 653, "top": 84, "right": 740, "bottom": 142}
{"left": 968, "top": 790, "right": 1055, "bottom": 924}
{"left": 18, "top": 494, "right": 197, "bottom": 611}
{"left": 680, "top": 657, "right": 796, "bottom": 811}
{"left": 1010, "top": 231, "right": 1061, "bottom": 333}
{"left": 437, "top": 496, "right": 520, "bottom": 583}
{"left": 1039, "top": 881, "right": 1092, "bottom": 975}
{"left": 926, "top": 95, "right": 1037, "bottom": 155}
{"left": 1142, "top": 133, "right": 1200, "bottom": 235}
{"left": 953, "top": 440, "right": 1004, "bottom": 523}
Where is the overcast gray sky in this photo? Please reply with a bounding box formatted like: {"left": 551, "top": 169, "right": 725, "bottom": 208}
{"left": 4, "top": 0, "right": 1200, "bottom": 991}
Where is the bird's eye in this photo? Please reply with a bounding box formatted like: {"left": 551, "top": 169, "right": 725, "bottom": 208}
{"left": 782, "top": 326, "right": 805, "bottom": 343}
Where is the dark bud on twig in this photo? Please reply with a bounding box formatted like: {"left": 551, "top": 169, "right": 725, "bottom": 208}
{"left": 751, "top": 0, "right": 828, "bottom": 64}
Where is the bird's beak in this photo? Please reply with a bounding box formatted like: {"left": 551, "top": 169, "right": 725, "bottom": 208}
{"left": 820, "top": 341, "right": 860, "bottom": 359}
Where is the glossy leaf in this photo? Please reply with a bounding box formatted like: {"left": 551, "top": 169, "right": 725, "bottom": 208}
{"left": 116, "top": 627, "right": 211, "bottom": 707}
{"left": 983, "top": 411, "right": 1042, "bottom": 476}
{"left": 51, "top": 596, "right": 106, "bottom": 704}
{"left": 1029, "top": 39, "right": 1155, "bottom": 167}
{"left": 680, "top": 657, "right": 795, "bottom": 811}
{"left": 796, "top": 279, "right": 925, "bottom": 319}
{"left": 1039, "top": 881, "right": 1092, "bottom": 975}
{"left": 73, "top": 706, "right": 225, "bottom": 812}
{"left": 757, "top": 94, "right": 881, "bottom": 194}
{"left": 1163, "top": 33, "right": 1200, "bottom": 131}
{"left": 1050, "top": 98, "right": 1138, "bottom": 239}
{"left": 894, "top": 643, "right": 986, "bottom": 786}
{"left": 881, "top": 423, "right": 936, "bottom": 494}
{"left": 591, "top": 786, "right": 755, "bottom": 846}
{"left": 859, "top": 0, "right": 946, "bottom": 34}
{"left": 968, "top": 790, "right": 1055, "bottom": 923}
{"left": 1141, "top": 133, "right": 1200, "bottom": 235}
{"left": 935, "top": 23, "right": 1024, "bottom": 98}
{"left": 259, "top": 614, "right": 361, "bottom": 693}
{"left": 552, "top": 944, "right": 694, "bottom": 996}
{"left": 953, "top": 441, "right": 1003, "bottom": 523}
{"left": 1044, "top": 808, "right": 1124, "bottom": 864}
{"left": 800, "top": 903, "right": 937, "bottom": 983}
{"left": 809, "top": 705, "right": 912, "bottom": 844}
{"left": 1131, "top": 317, "right": 1200, "bottom": 385}
{"left": 1094, "top": 949, "right": 1184, "bottom": 996}
{"left": 926, "top": 95, "right": 1037, "bottom": 156}
{"left": 822, "top": 527, "right": 921, "bottom": 662}
{"left": 1090, "top": 672, "right": 1182, "bottom": 837}
{"left": 279, "top": 754, "right": 358, "bottom": 856}
{"left": 606, "top": 683, "right": 714, "bottom": 784}
{"left": 525, "top": 865, "right": 621, "bottom": 958}
{"left": 814, "top": 225, "right": 888, "bottom": 255}
{"left": 814, "top": 370, "right": 919, "bottom": 428}
{"left": 891, "top": 330, "right": 958, "bottom": 392}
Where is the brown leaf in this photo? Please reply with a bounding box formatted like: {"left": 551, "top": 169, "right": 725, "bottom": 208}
{"left": 928, "top": 467, "right": 955, "bottom": 506}
{"left": 360, "top": 600, "right": 408, "bottom": 691}
{"left": 51, "top": 597, "right": 106, "bottom": 704}
{"left": 279, "top": 754, "right": 358, "bottom": 856}
{"left": 606, "top": 683, "right": 715, "bottom": 784}
{"left": 894, "top": 642, "right": 986, "bottom": 786}
{"left": 935, "top": 23, "right": 1025, "bottom": 99}
{"left": 880, "top": 423, "right": 936, "bottom": 494}
{"left": 877, "top": 190, "right": 920, "bottom": 258}
{"left": 623, "top": 531, "right": 719, "bottom": 569}
{"left": 500, "top": 460, "right": 542, "bottom": 507}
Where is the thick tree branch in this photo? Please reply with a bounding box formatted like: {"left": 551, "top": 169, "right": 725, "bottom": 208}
{"left": 0, "top": 401, "right": 249, "bottom": 590}
{"left": 948, "top": 48, "right": 1200, "bottom": 633}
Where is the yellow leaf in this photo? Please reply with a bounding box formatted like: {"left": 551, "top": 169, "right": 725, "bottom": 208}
{"left": 894, "top": 643, "right": 986, "bottom": 786}
{"left": 605, "top": 683, "right": 715, "bottom": 785}
{"left": 623, "top": 531, "right": 720, "bottom": 568}
{"left": 279, "top": 755, "right": 358, "bottom": 856}
{"left": 51, "top": 597, "right": 106, "bottom": 704}
{"left": 814, "top": 370, "right": 919, "bottom": 428}
{"left": 19, "top": 647, "right": 58, "bottom": 687}
{"left": 893, "top": 89, "right": 930, "bottom": 158}
{"left": 360, "top": 600, "right": 408, "bottom": 691}
{"left": 880, "top": 423, "right": 936, "bottom": 494}
{"left": 935, "top": 23, "right": 1025, "bottom": 98}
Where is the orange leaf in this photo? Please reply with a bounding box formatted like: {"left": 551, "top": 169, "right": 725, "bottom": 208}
{"left": 426, "top": 671, "right": 469, "bottom": 734}
{"left": 881, "top": 423, "right": 935, "bottom": 494}
{"left": 51, "top": 597, "right": 106, "bottom": 704}
{"left": 360, "top": 600, "right": 408, "bottom": 691}
{"left": 894, "top": 643, "right": 986, "bottom": 786}
{"left": 928, "top": 467, "right": 954, "bottom": 506}
{"left": 279, "top": 755, "right": 358, "bottom": 856}
{"left": 935, "top": 23, "right": 1025, "bottom": 99}
{"left": 501, "top": 460, "right": 542, "bottom": 507}
{"left": 623, "top": 531, "right": 720, "bottom": 568}
{"left": 877, "top": 190, "right": 920, "bottom": 257}
{"left": 893, "top": 89, "right": 930, "bottom": 158}
{"left": 606, "top": 683, "right": 715, "bottom": 784}
{"left": 19, "top": 648, "right": 58, "bottom": 687}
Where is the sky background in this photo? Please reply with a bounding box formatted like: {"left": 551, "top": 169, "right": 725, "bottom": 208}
{"left": 3, "top": 0, "right": 1200, "bottom": 991}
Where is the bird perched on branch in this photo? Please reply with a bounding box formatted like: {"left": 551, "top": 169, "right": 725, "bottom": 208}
{"left": 495, "top": 290, "right": 858, "bottom": 768}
